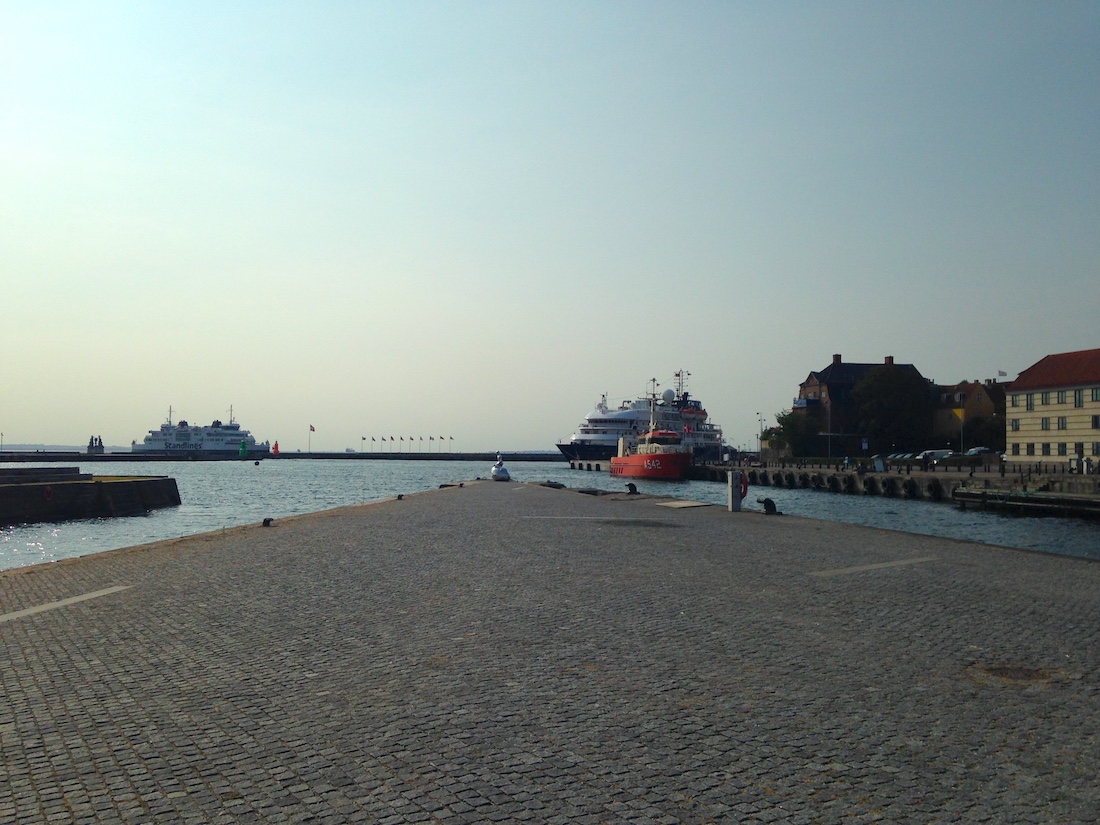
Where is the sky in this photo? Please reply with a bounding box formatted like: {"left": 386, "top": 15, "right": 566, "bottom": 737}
{"left": 2, "top": 1, "right": 1097, "bottom": 453}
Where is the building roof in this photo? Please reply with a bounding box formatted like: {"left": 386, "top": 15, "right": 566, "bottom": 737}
{"left": 1009, "top": 348, "right": 1100, "bottom": 391}
{"left": 802, "top": 355, "right": 923, "bottom": 389}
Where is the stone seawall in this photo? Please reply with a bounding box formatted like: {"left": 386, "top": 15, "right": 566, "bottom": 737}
{"left": 0, "top": 468, "right": 180, "bottom": 525}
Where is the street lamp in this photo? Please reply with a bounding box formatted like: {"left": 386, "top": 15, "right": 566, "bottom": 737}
{"left": 756, "top": 412, "right": 764, "bottom": 458}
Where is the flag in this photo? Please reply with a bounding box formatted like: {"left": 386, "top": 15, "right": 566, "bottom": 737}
{"left": 449, "top": 436, "right": 454, "bottom": 440}
{"left": 309, "top": 425, "right": 315, "bottom": 432}
{"left": 430, "top": 436, "right": 434, "bottom": 441}
{"left": 371, "top": 437, "right": 376, "bottom": 441}
{"left": 390, "top": 436, "right": 394, "bottom": 441}
{"left": 400, "top": 437, "right": 404, "bottom": 441}
{"left": 419, "top": 436, "right": 423, "bottom": 441}
{"left": 997, "top": 370, "right": 1007, "bottom": 377}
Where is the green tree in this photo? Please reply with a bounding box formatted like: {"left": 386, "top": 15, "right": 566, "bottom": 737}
{"left": 851, "top": 366, "right": 934, "bottom": 453}
{"left": 774, "top": 408, "right": 824, "bottom": 457}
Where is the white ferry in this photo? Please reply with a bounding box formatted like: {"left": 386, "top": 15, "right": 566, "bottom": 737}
{"left": 556, "top": 372, "right": 725, "bottom": 464}
{"left": 132, "top": 408, "right": 271, "bottom": 458}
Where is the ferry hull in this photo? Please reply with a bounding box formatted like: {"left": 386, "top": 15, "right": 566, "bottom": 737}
{"left": 609, "top": 452, "right": 691, "bottom": 480}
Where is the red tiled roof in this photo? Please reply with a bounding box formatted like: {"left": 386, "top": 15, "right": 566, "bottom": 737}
{"left": 1008, "top": 348, "right": 1100, "bottom": 391}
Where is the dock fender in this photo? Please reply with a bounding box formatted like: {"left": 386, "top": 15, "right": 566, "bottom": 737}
{"left": 926, "top": 479, "right": 944, "bottom": 501}
{"left": 863, "top": 477, "right": 880, "bottom": 495}
{"left": 903, "top": 478, "right": 920, "bottom": 499}
{"left": 881, "top": 477, "right": 899, "bottom": 497}
{"left": 42, "top": 486, "right": 54, "bottom": 502}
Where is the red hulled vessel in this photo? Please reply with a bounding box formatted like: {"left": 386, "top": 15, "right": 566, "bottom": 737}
{"left": 609, "top": 428, "right": 692, "bottom": 480}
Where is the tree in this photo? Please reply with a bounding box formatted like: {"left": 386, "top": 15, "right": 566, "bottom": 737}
{"left": 851, "top": 366, "right": 934, "bottom": 453}
{"left": 774, "top": 408, "right": 824, "bottom": 457}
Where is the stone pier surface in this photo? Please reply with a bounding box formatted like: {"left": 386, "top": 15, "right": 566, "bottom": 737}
{"left": 1, "top": 481, "right": 1097, "bottom": 824}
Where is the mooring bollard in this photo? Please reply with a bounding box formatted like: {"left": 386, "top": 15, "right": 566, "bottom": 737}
{"left": 728, "top": 469, "right": 743, "bottom": 512}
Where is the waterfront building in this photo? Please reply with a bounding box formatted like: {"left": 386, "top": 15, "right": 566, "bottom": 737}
{"left": 932, "top": 379, "right": 1006, "bottom": 452}
{"left": 1006, "top": 348, "right": 1100, "bottom": 468}
{"left": 794, "top": 354, "right": 925, "bottom": 456}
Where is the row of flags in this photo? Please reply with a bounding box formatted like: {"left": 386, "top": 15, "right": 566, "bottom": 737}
{"left": 366, "top": 436, "right": 454, "bottom": 441}
{"left": 307, "top": 426, "right": 453, "bottom": 442}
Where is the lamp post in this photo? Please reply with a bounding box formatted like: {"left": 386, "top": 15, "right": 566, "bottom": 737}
{"left": 756, "top": 412, "right": 764, "bottom": 459}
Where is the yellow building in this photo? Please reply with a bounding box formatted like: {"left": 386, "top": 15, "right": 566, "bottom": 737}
{"left": 1006, "top": 348, "right": 1100, "bottom": 468}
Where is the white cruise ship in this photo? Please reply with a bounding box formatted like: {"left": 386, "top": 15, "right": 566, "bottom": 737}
{"left": 556, "top": 372, "right": 724, "bottom": 464}
{"left": 132, "top": 408, "right": 271, "bottom": 458}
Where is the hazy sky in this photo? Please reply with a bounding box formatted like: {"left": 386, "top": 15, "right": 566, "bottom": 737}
{"left": 2, "top": 2, "right": 1097, "bottom": 452}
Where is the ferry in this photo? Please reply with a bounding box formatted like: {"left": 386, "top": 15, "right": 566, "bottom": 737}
{"left": 556, "top": 372, "right": 724, "bottom": 463}
{"left": 132, "top": 407, "right": 271, "bottom": 458}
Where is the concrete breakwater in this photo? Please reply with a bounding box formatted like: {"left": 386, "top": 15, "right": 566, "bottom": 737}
{"left": 0, "top": 467, "right": 181, "bottom": 525}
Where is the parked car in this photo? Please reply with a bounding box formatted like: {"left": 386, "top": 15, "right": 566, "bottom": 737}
{"left": 964, "top": 446, "right": 997, "bottom": 456}
{"left": 916, "top": 449, "right": 953, "bottom": 463}
{"left": 934, "top": 452, "right": 962, "bottom": 464}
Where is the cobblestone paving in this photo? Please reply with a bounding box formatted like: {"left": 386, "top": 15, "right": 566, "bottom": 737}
{"left": 1, "top": 481, "right": 1097, "bottom": 823}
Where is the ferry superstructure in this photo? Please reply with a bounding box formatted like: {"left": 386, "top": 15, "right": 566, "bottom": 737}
{"left": 132, "top": 408, "right": 271, "bottom": 458}
{"left": 556, "top": 372, "right": 724, "bottom": 464}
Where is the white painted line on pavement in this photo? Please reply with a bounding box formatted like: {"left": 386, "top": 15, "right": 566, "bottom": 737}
{"left": 521, "top": 516, "right": 666, "bottom": 521}
{"left": 810, "top": 557, "right": 937, "bottom": 577}
{"left": 0, "top": 585, "right": 133, "bottom": 624}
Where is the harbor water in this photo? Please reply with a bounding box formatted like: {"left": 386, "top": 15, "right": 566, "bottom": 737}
{"left": 2, "top": 459, "right": 1098, "bottom": 571}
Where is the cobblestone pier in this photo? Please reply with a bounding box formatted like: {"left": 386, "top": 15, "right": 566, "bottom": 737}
{"left": 1, "top": 480, "right": 1097, "bottom": 823}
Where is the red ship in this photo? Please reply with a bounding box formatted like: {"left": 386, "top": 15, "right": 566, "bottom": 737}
{"left": 609, "top": 429, "right": 692, "bottom": 480}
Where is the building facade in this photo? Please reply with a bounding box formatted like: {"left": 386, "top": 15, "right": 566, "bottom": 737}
{"left": 932, "top": 379, "right": 1007, "bottom": 451}
{"left": 795, "top": 354, "right": 925, "bottom": 455}
{"left": 1006, "top": 348, "right": 1100, "bottom": 467}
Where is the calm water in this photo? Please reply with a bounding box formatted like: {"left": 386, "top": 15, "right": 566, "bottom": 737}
{"left": 2, "top": 459, "right": 1098, "bottom": 571}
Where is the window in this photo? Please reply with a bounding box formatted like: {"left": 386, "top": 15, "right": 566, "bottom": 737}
{"left": 1026, "top": 443, "right": 1035, "bottom": 456}
{"left": 1093, "top": 442, "right": 1100, "bottom": 456}
{"left": 1011, "top": 443, "right": 1020, "bottom": 456}
{"left": 1026, "top": 394, "right": 1034, "bottom": 411}
{"left": 1075, "top": 389, "right": 1084, "bottom": 408}
{"left": 1042, "top": 443, "right": 1051, "bottom": 456}
{"left": 1011, "top": 419, "right": 1020, "bottom": 432}
{"left": 1074, "top": 443, "right": 1084, "bottom": 457}
{"left": 1042, "top": 391, "right": 1050, "bottom": 405}
{"left": 1011, "top": 394, "right": 1019, "bottom": 408}
{"left": 1093, "top": 388, "right": 1100, "bottom": 402}
{"left": 1058, "top": 417, "right": 1067, "bottom": 430}
{"left": 1057, "top": 390, "right": 1067, "bottom": 404}
{"left": 1041, "top": 418, "right": 1050, "bottom": 431}
{"left": 1058, "top": 443, "right": 1068, "bottom": 456}
{"left": 1093, "top": 415, "right": 1100, "bottom": 429}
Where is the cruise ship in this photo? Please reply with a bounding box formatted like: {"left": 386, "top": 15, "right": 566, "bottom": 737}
{"left": 556, "top": 373, "right": 724, "bottom": 464}
{"left": 132, "top": 408, "right": 271, "bottom": 458}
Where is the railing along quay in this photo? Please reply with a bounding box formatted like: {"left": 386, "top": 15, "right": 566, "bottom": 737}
{"left": 687, "top": 458, "right": 1100, "bottom": 517}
